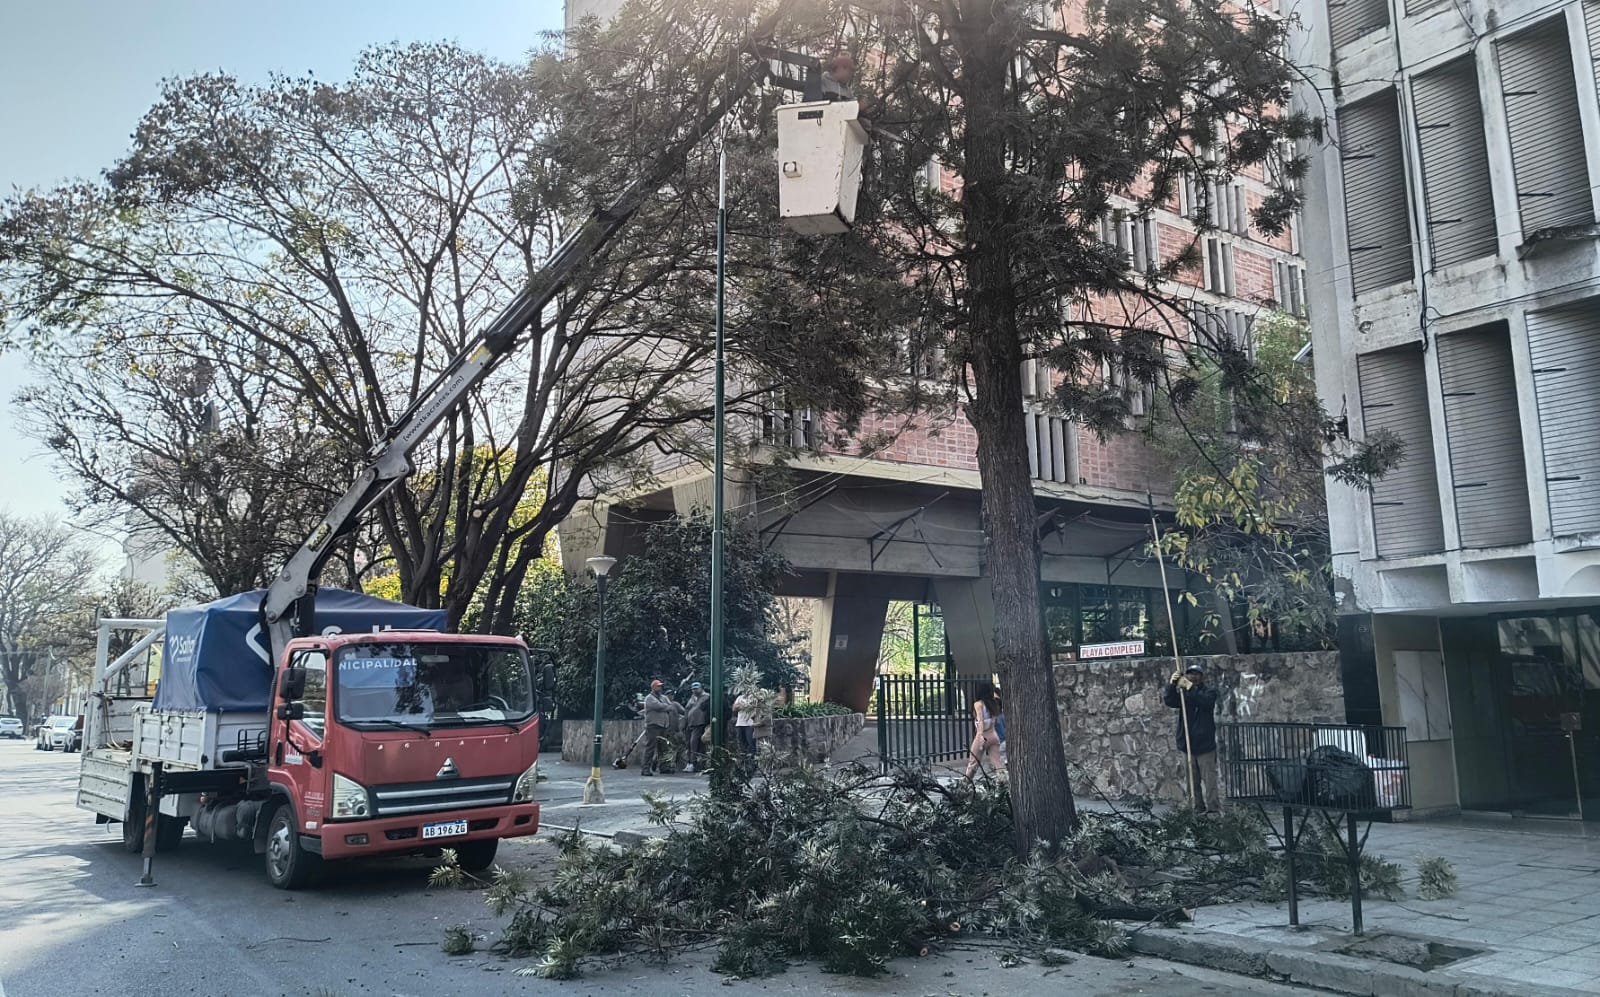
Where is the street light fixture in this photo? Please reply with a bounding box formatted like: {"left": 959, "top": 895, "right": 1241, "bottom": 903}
{"left": 582, "top": 554, "right": 618, "bottom": 806}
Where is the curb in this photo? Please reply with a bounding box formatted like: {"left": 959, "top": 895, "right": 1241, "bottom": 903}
{"left": 1126, "top": 926, "right": 1595, "bottom": 997}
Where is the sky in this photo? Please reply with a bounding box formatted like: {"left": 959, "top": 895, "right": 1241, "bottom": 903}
{"left": 0, "top": 0, "right": 566, "bottom": 544}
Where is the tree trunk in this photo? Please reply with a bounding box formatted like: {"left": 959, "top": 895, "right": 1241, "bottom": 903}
{"left": 956, "top": 0, "right": 1079, "bottom": 848}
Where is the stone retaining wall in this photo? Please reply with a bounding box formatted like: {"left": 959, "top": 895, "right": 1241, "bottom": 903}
{"left": 1055, "top": 651, "right": 1342, "bottom": 803}
{"left": 561, "top": 712, "right": 865, "bottom": 767}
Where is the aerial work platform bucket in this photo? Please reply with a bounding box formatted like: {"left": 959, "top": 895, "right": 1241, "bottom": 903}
{"left": 776, "top": 100, "right": 869, "bottom": 235}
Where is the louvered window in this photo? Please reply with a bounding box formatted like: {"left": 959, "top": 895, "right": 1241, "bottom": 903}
{"left": 1527, "top": 302, "right": 1600, "bottom": 536}
{"left": 1329, "top": 0, "right": 1390, "bottom": 52}
{"left": 1025, "top": 411, "right": 1079, "bottom": 484}
{"left": 1201, "top": 238, "right": 1235, "bottom": 294}
{"left": 1359, "top": 347, "right": 1446, "bottom": 557}
{"left": 1438, "top": 324, "right": 1532, "bottom": 548}
{"left": 1499, "top": 20, "right": 1594, "bottom": 235}
{"left": 1340, "top": 90, "right": 1415, "bottom": 295}
{"left": 1413, "top": 58, "right": 1498, "bottom": 268}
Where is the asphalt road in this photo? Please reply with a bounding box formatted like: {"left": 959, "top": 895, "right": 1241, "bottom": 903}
{"left": 0, "top": 743, "right": 1332, "bottom": 997}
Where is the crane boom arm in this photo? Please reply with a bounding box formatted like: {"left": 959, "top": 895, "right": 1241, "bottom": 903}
{"left": 260, "top": 29, "right": 786, "bottom": 657}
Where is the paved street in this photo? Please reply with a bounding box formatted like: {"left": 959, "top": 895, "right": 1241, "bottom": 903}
{"left": 0, "top": 743, "right": 1335, "bottom": 997}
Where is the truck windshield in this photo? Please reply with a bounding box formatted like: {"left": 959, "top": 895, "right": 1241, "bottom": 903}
{"left": 334, "top": 642, "right": 535, "bottom": 729}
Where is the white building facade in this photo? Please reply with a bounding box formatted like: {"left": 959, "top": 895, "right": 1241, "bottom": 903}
{"left": 1298, "top": 0, "right": 1600, "bottom": 818}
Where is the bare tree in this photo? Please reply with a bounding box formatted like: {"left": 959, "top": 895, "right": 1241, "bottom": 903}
{"left": 0, "top": 513, "right": 100, "bottom": 721}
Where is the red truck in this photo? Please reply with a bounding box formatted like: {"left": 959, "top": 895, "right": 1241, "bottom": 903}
{"left": 78, "top": 590, "right": 541, "bottom": 889}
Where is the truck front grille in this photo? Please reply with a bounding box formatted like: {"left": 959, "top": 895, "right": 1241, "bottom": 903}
{"left": 370, "top": 775, "right": 515, "bottom": 816}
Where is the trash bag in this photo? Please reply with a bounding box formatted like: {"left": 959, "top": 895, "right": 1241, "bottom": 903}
{"left": 1305, "top": 745, "right": 1377, "bottom": 811}
{"left": 1266, "top": 760, "right": 1311, "bottom": 805}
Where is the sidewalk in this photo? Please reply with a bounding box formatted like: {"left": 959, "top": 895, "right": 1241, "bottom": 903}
{"left": 1138, "top": 813, "right": 1600, "bottom": 996}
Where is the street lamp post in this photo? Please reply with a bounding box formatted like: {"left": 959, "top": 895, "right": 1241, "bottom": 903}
{"left": 709, "top": 121, "right": 730, "bottom": 755}
{"left": 582, "top": 554, "right": 618, "bottom": 806}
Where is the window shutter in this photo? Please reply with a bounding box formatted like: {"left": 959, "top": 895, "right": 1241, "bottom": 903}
{"left": 1329, "top": 0, "right": 1390, "bottom": 53}
{"left": 1498, "top": 20, "right": 1593, "bottom": 234}
{"left": 1412, "top": 58, "right": 1498, "bottom": 268}
{"left": 1340, "top": 91, "right": 1416, "bottom": 295}
{"left": 1437, "top": 325, "right": 1532, "bottom": 548}
{"left": 1358, "top": 347, "right": 1446, "bottom": 557}
{"left": 1527, "top": 303, "right": 1600, "bottom": 535}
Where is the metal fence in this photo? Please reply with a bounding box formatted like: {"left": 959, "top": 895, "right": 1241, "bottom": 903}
{"left": 1220, "top": 722, "right": 1411, "bottom": 815}
{"left": 874, "top": 673, "right": 983, "bottom": 771}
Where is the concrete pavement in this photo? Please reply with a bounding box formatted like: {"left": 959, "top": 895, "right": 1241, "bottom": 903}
{"left": 0, "top": 742, "right": 1336, "bottom": 996}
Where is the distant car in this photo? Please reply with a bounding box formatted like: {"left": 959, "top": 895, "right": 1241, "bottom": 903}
{"left": 36, "top": 715, "right": 81, "bottom": 752}
{"left": 0, "top": 716, "right": 22, "bottom": 739}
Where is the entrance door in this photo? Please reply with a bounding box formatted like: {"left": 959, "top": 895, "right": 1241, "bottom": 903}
{"left": 1444, "top": 614, "right": 1600, "bottom": 819}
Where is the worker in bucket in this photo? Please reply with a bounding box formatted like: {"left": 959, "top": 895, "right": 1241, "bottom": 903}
{"left": 805, "top": 53, "right": 856, "bottom": 102}
{"left": 1163, "top": 664, "right": 1221, "bottom": 814}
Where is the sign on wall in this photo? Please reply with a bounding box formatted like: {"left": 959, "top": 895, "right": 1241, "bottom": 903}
{"left": 1080, "top": 640, "right": 1145, "bottom": 660}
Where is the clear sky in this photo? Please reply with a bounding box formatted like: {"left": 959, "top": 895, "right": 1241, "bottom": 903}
{"left": 0, "top": 0, "right": 566, "bottom": 535}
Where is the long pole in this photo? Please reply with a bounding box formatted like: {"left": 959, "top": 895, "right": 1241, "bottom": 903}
{"left": 709, "top": 126, "right": 730, "bottom": 754}
{"left": 1148, "top": 494, "right": 1197, "bottom": 810}
{"left": 583, "top": 574, "right": 609, "bottom": 805}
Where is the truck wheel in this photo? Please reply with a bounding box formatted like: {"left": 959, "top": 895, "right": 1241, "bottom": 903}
{"left": 454, "top": 839, "right": 499, "bottom": 873}
{"left": 264, "top": 805, "right": 319, "bottom": 890}
{"left": 121, "top": 789, "right": 146, "bottom": 853}
{"left": 155, "top": 814, "right": 185, "bottom": 852}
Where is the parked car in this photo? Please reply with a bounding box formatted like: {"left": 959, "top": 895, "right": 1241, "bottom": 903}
{"left": 36, "top": 715, "right": 81, "bottom": 752}
{"left": 0, "top": 716, "right": 23, "bottom": 739}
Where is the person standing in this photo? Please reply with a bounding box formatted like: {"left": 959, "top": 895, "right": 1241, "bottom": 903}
{"left": 964, "top": 680, "right": 1005, "bottom": 780}
{"left": 732, "top": 688, "right": 758, "bottom": 756}
{"left": 640, "top": 679, "right": 674, "bottom": 776}
{"left": 682, "top": 682, "right": 710, "bottom": 773}
{"left": 1163, "top": 664, "right": 1221, "bottom": 813}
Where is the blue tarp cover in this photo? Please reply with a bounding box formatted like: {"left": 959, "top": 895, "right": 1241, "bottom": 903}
{"left": 152, "top": 588, "right": 446, "bottom": 713}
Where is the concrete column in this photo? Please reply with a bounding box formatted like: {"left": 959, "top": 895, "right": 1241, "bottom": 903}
{"left": 555, "top": 500, "right": 609, "bottom": 576}
{"left": 933, "top": 577, "right": 997, "bottom": 678}
{"left": 807, "top": 573, "right": 891, "bottom": 713}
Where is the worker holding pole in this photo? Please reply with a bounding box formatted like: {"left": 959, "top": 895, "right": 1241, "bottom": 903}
{"left": 1149, "top": 495, "right": 1220, "bottom": 814}
{"left": 1163, "top": 664, "right": 1221, "bottom": 814}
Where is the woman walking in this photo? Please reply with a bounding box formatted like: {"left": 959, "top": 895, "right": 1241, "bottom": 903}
{"left": 964, "top": 680, "right": 1005, "bottom": 779}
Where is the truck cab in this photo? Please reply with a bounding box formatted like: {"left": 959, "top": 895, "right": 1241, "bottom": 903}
{"left": 260, "top": 631, "right": 541, "bottom": 887}
{"left": 77, "top": 590, "right": 543, "bottom": 890}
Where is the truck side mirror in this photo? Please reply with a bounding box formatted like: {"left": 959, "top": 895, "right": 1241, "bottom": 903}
{"left": 277, "top": 701, "right": 305, "bottom": 721}
{"left": 280, "top": 665, "right": 307, "bottom": 702}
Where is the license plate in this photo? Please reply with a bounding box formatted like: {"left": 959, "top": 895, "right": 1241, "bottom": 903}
{"left": 422, "top": 819, "right": 468, "bottom": 840}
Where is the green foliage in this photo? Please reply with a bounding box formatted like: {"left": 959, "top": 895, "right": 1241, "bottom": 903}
{"left": 1151, "top": 315, "right": 1341, "bottom": 649}
{"left": 773, "top": 701, "right": 853, "bottom": 719}
{"left": 435, "top": 763, "right": 1397, "bottom": 979}
{"left": 511, "top": 515, "right": 798, "bottom": 719}
{"left": 441, "top": 925, "right": 477, "bottom": 956}
{"left": 1416, "top": 856, "right": 1459, "bottom": 900}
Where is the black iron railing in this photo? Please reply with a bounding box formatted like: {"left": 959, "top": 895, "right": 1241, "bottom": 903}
{"left": 1221, "top": 722, "right": 1411, "bottom": 814}
{"left": 1219, "top": 722, "right": 1412, "bottom": 936}
{"left": 874, "top": 673, "right": 983, "bottom": 771}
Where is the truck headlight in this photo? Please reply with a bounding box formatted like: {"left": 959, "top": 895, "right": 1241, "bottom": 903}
{"left": 331, "top": 773, "right": 371, "bottom": 820}
{"left": 512, "top": 761, "right": 539, "bottom": 803}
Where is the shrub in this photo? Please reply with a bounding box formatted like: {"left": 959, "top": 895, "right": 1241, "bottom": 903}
{"left": 1416, "top": 856, "right": 1458, "bottom": 900}
{"left": 773, "top": 701, "right": 853, "bottom": 719}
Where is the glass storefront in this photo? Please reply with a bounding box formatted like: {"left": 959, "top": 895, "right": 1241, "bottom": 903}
{"left": 1442, "top": 611, "right": 1600, "bottom": 819}
{"left": 1041, "top": 583, "right": 1183, "bottom": 662}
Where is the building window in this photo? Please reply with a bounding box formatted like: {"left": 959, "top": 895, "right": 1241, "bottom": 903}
{"left": 1413, "top": 57, "right": 1498, "bottom": 268}
{"left": 1025, "top": 410, "right": 1078, "bottom": 483}
{"left": 1041, "top": 583, "right": 1190, "bottom": 662}
{"left": 1357, "top": 346, "right": 1446, "bottom": 557}
{"left": 1098, "top": 209, "right": 1159, "bottom": 271}
{"left": 1274, "top": 260, "right": 1308, "bottom": 316}
{"left": 1329, "top": 0, "right": 1390, "bottom": 53}
{"left": 1498, "top": 18, "right": 1595, "bottom": 236}
{"left": 1201, "top": 237, "right": 1235, "bottom": 294}
{"left": 1437, "top": 323, "right": 1532, "bottom": 548}
{"left": 1526, "top": 300, "right": 1600, "bottom": 536}
{"left": 1339, "top": 89, "right": 1416, "bottom": 295}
